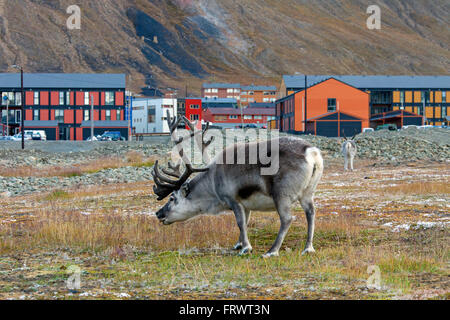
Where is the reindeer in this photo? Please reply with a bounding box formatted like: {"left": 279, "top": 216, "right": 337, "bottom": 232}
{"left": 152, "top": 112, "right": 323, "bottom": 257}
{"left": 342, "top": 131, "right": 357, "bottom": 171}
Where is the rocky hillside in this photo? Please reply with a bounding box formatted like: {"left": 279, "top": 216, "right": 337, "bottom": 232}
{"left": 0, "top": 0, "right": 449, "bottom": 94}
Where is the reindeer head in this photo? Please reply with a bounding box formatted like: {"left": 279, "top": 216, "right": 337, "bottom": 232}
{"left": 342, "top": 130, "right": 357, "bottom": 142}
{"left": 153, "top": 111, "right": 213, "bottom": 225}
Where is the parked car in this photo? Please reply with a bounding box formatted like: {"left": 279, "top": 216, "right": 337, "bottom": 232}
{"left": 0, "top": 136, "right": 14, "bottom": 141}
{"left": 31, "top": 132, "right": 42, "bottom": 140}
{"left": 12, "top": 133, "right": 32, "bottom": 141}
{"left": 362, "top": 128, "right": 374, "bottom": 133}
{"left": 100, "top": 131, "right": 125, "bottom": 141}
{"left": 86, "top": 136, "right": 98, "bottom": 141}
{"left": 27, "top": 130, "right": 47, "bottom": 141}
{"left": 376, "top": 124, "right": 397, "bottom": 131}
{"left": 418, "top": 125, "right": 434, "bottom": 130}
{"left": 401, "top": 125, "right": 418, "bottom": 130}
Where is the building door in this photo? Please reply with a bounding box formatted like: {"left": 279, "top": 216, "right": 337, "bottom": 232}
{"left": 59, "top": 125, "right": 71, "bottom": 140}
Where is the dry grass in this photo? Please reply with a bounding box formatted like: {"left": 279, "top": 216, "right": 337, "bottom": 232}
{"left": 378, "top": 181, "right": 450, "bottom": 196}
{"left": 0, "top": 152, "right": 156, "bottom": 178}
{"left": 0, "top": 162, "right": 448, "bottom": 299}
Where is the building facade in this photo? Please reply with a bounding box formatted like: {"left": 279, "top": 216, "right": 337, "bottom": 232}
{"left": 184, "top": 97, "right": 202, "bottom": 129}
{"left": 132, "top": 97, "right": 177, "bottom": 134}
{"left": 275, "top": 78, "right": 370, "bottom": 137}
{"left": 279, "top": 74, "right": 450, "bottom": 126}
{"left": 203, "top": 107, "right": 275, "bottom": 129}
{"left": 201, "top": 83, "right": 277, "bottom": 107}
{"left": 0, "top": 73, "right": 128, "bottom": 140}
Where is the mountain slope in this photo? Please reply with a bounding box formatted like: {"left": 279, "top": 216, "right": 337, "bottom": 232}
{"left": 0, "top": 0, "right": 448, "bottom": 94}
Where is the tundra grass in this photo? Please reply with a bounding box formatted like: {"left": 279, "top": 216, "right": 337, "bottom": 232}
{"left": 0, "top": 162, "right": 448, "bottom": 300}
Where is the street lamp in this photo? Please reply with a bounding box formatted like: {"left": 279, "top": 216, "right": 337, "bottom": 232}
{"left": 11, "top": 65, "right": 24, "bottom": 149}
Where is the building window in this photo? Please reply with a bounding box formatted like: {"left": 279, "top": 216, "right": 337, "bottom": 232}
{"left": 66, "top": 92, "right": 71, "bottom": 105}
{"left": 229, "top": 115, "right": 238, "bottom": 119}
{"left": 84, "top": 110, "right": 90, "bottom": 121}
{"left": 148, "top": 106, "right": 155, "bottom": 123}
{"left": 254, "top": 115, "right": 263, "bottom": 120}
{"left": 327, "top": 98, "right": 336, "bottom": 112}
{"left": 244, "top": 115, "right": 252, "bottom": 119}
{"left": 105, "top": 110, "right": 111, "bottom": 121}
{"left": 400, "top": 91, "right": 404, "bottom": 104}
{"left": 55, "top": 110, "right": 64, "bottom": 122}
{"left": 34, "top": 92, "right": 39, "bottom": 105}
{"left": 211, "top": 88, "right": 218, "bottom": 93}
{"left": 117, "top": 110, "right": 121, "bottom": 120}
{"left": 190, "top": 104, "right": 200, "bottom": 109}
{"left": 190, "top": 114, "right": 199, "bottom": 121}
{"left": 442, "top": 91, "right": 446, "bottom": 101}
{"left": 424, "top": 91, "right": 430, "bottom": 103}
{"left": 84, "top": 92, "right": 90, "bottom": 105}
{"left": 59, "top": 92, "right": 65, "bottom": 105}
{"left": 105, "top": 92, "right": 114, "bottom": 105}
{"left": 33, "top": 109, "right": 39, "bottom": 120}
{"left": 15, "top": 92, "right": 22, "bottom": 106}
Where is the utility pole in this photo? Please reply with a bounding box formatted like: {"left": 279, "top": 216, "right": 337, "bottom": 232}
{"left": 3, "top": 97, "right": 9, "bottom": 137}
{"left": 12, "top": 65, "right": 25, "bottom": 149}
{"left": 90, "top": 93, "right": 94, "bottom": 140}
{"left": 304, "top": 74, "right": 308, "bottom": 133}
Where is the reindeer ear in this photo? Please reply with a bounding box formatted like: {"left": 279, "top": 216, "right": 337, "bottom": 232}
{"left": 180, "top": 184, "right": 190, "bottom": 197}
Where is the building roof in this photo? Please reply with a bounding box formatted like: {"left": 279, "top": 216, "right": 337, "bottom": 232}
{"left": 283, "top": 74, "right": 450, "bottom": 90}
{"left": 81, "top": 120, "right": 129, "bottom": 127}
{"left": 24, "top": 120, "right": 59, "bottom": 127}
{"left": 202, "top": 97, "right": 238, "bottom": 103}
{"left": 370, "top": 110, "right": 422, "bottom": 121}
{"left": 241, "top": 85, "right": 277, "bottom": 91}
{"left": 248, "top": 102, "right": 275, "bottom": 108}
{"left": 0, "top": 73, "right": 126, "bottom": 89}
{"left": 207, "top": 107, "right": 275, "bottom": 116}
{"left": 202, "top": 83, "right": 241, "bottom": 89}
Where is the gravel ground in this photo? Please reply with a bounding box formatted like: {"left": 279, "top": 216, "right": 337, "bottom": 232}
{"left": 0, "top": 128, "right": 448, "bottom": 197}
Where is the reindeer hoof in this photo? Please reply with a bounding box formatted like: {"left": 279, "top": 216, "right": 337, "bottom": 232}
{"left": 262, "top": 251, "right": 279, "bottom": 258}
{"left": 239, "top": 246, "right": 252, "bottom": 255}
{"left": 232, "top": 242, "right": 243, "bottom": 251}
{"left": 301, "top": 247, "right": 315, "bottom": 255}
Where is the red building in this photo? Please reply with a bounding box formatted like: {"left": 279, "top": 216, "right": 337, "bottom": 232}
{"left": 203, "top": 107, "right": 275, "bottom": 128}
{"left": 201, "top": 83, "right": 241, "bottom": 101}
{"left": 0, "top": 73, "right": 128, "bottom": 140}
{"left": 184, "top": 97, "right": 202, "bottom": 129}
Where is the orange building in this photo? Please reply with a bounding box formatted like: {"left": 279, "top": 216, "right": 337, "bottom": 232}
{"left": 275, "top": 78, "right": 370, "bottom": 136}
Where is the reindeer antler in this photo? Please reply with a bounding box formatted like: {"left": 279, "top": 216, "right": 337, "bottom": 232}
{"left": 342, "top": 130, "right": 348, "bottom": 140}
{"left": 152, "top": 110, "right": 212, "bottom": 200}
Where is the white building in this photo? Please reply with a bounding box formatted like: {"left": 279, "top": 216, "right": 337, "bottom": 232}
{"left": 132, "top": 97, "right": 177, "bottom": 133}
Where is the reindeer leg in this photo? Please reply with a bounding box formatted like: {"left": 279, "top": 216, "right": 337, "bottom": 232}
{"left": 263, "top": 198, "right": 292, "bottom": 258}
{"left": 232, "top": 209, "right": 251, "bottom": 251}
{"left": 300, "top": 196, "right": 316, "bottom": 255}
{"left": 226, "top": 200, "right": 252, "bottom": 255}
{"left": 350, "top": 155, "right": 354, "bottom": 171}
